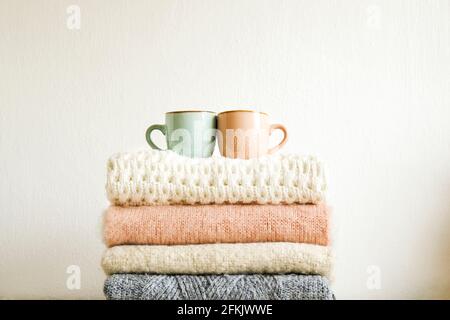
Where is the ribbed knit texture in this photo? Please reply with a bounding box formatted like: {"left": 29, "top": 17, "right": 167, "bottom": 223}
{"left": 106, "top": 150, "right": 326, "bottom": 206}
{"left": 104, "top": 274, "right": 334, "bottom": 300}
{"left": 104, "top": 204, "right": 330, "bottom": 247}
{"left": 102, "top": 242, "right": 332, "bottom": 277}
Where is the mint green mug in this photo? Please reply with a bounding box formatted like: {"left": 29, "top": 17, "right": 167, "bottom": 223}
{"left": 146, "top": 111, "right": 217, "bottom": 158}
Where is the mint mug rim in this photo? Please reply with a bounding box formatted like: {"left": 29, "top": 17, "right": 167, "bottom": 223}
{"left": 165, "top": 110, "right": 216, "bottom": 114}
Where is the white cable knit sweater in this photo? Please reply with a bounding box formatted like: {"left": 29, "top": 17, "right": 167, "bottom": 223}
{"left": 102, "top": 242, "right": 333, "bottom": 277}
{"left": 106, "top": 150, "right": 327, "bottom": 206}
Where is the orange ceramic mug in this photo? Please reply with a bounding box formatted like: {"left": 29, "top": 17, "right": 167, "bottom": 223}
{"left": 217, "top": 110, "right": 288, "bottom": 159}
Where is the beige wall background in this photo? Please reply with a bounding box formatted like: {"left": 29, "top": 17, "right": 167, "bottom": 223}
{"left": 0, "top": 0, "right": 449, "bottom": 299}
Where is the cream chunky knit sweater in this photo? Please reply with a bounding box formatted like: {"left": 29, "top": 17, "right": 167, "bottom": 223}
{"left": 102, "top": 242, "right": 333, "bottom": 277}
{"left": 106, "top": 150, "right": 327, "bottom": 206}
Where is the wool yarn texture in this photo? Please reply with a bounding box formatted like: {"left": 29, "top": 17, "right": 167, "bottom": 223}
{"left": 104, "top": 274, "right": 334, "bottom": 300}
{"left": 106, "top": 150, "right": 326, "bottom": 206}
{"left": 104, "top": 204, "right": 330, "bottom": 247}
{"left": 102, "top": 242, "right": 333, "bottom": 277}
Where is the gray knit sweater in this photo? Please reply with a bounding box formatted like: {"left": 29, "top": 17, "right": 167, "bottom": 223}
{"left": 104, "top": 274, "right": 334, "bottom": 300}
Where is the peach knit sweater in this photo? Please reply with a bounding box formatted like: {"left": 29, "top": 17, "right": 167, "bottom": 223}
{"left": 104, "top": 204, "right": 330, "bottom": 247}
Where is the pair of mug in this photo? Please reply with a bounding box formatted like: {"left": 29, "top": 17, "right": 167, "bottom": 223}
{"left": 145, "top": 110, "right": 288, "bottom": 159}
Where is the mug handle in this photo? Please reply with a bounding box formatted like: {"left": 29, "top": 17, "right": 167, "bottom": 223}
{"left": 145, "top": 124, "right": 167, "bottom": 150}
{"left": 268, "top": 124, "right": 288, "bottom": 155}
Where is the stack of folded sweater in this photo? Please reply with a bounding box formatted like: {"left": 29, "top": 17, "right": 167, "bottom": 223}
{"left": 102, "top": 150, "right": 333, "bottom": 300}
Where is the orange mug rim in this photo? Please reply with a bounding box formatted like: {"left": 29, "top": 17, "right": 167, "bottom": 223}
{"left": 218, "top": 110, "right": 268, "bottom": 116}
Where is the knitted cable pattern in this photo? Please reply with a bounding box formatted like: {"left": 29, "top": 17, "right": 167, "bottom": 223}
{"left": 101, "top": 242, "right": 333, "bottom": 277}
{"left": 103, "top": 204, "right": 330, "bottom": 247}
{"left": 106, "top": 150, "right": 327, "bottom": 206}
{"left": 104, "top": 274, "right": 334, "bottom": 300}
